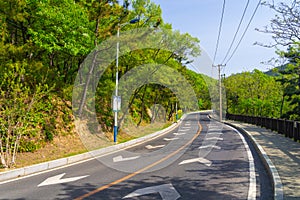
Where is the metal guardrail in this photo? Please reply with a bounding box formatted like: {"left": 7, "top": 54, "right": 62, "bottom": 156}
{"left": 226, "top": 114, "right": 300, "bottom": 142}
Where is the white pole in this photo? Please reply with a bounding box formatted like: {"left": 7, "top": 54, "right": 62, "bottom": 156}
{"left": 114, "top": 25, "right": 120, "bottom": 144}
{"left": 218, "top": 65, "right": 222, "bottom": 121}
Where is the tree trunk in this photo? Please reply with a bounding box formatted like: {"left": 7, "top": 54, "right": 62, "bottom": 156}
{"left": 118, "top": 86, "right": 144, "bottom": 129}
{"left": 78, "top": 50, "right": 98, "bottom": 117}
{"left": 0, "top": 137, "right": 7, "bottom": 168}
{"left": 168, "top": 102, "right": 174, "bottom": 121}
{"left": 94, "top": 17, "right": 100, "bottom": 46}
{"left": 137, "top": 86, "right": 147, "bottom": 127}
{"left": 11, "top": 134, "right": 21, "bottom": 166}
{"left": 151, "top": 90, "right": 159, "bottom": 124}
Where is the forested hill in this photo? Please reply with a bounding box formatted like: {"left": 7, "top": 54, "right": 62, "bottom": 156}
{"left": 264, "top": 65, "right": 287, "bottom": 77}
{"left": 0, "top": 0, "right": 213, "bottom": 168}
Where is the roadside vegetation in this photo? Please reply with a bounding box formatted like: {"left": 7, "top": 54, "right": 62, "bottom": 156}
{"left": 0, "top": 0, "right": 212, "bottom": 168}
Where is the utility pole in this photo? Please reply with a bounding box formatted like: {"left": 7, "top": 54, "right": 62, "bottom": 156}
{"left": 213, "top": 64, "right": 226, "bottom": 121}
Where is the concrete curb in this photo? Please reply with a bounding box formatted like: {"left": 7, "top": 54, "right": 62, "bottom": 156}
{"left": 224, "top": 121, "right": 284, "bottom": 200}
{"left": 0, "top": 115, "right": 186, "bottom": 183}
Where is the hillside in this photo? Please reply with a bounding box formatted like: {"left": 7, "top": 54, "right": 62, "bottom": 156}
{"left": 264, "top": 65, "right": 287, "bottom": 76}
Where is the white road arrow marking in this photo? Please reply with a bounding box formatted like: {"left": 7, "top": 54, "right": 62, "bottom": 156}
{"left": 113, "top": 155, "right": 140, "bottom": 162}
{"left": 173, "top": 132, "right": 186, "bottom": 136}
{"left": 38, "top": 173, "right": 89, "bottom": 187}
{"left": 145, "top": 144, "right": 165, "bottom": 149}
{"left": 179, "top": 158, "right": 212, "bottom": 166}
{"left": 199, "top": 145, "right": 221, "bottom": 150}
{"left": 123, "top": 183, "right": 180, "bottom": 200}
{"left": 205, "top": 137, "right": 224, "bottom": 141}
{"left": 163, "top": 137, "right": 179, "bottom": 141}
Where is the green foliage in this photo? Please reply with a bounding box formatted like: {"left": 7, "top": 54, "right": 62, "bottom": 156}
{"left": 0, "top": 61, "right": 52, "bottom": 167}
{"left": 184, "top": 69, "right": 212, "bottom": 110}
{"left": 43, "top": 122, "right": 55, "bottom": 142}
{"left": 18, "top": 140, "right": 41, "bottom": 153}
{"left": 224, "top": 69, "right": 283, "bottom": 118}
{"left": 276, "top": 43, "right": 300, "bottom": 120}
{"left": 260, "top": 0, "right": 300, "bottom": 121}
{"left": 28, "top": 0, "right": 93, "bottom": 55}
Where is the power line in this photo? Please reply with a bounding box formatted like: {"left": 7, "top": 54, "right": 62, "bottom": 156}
{"left": 213, "top": 0, "right": 226, "bottom": 64}
{"left": 224, "top": 0, "right": 262, "bottom": 65}
{"left": 221, "top": 0, "right": 250, "bottom": 64}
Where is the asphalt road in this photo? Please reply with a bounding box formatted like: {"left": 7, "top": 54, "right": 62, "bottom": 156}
{"left": 0, "top": 112, "right": 273, "bottom": 199}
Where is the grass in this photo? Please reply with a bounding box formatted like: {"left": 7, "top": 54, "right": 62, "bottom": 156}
{"left": 119, "top": 121, "right": 172, "bottom": 143}
{"left": 13, "top": 134, "right": 87, "bottom": 169}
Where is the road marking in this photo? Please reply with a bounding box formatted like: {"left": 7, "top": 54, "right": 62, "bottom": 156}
{"left": 145, "top": 144, "right": 165, "bottom": 149}
{"left": 163, "top": 137, "right": 179, "bottom": 141}
{"left": 226, "top": 125, "right": 256, "bottom": 200}
{"left": 199, "top": 145, "right": 221, "bottom": 150}
{"left": 180, "top": 127, "right": 190, "bottom": 129}
{"left": 173, "top": 132, "right": 186, "bottom": 136}
{"left": 123, "top": 183, "right": 180, "bottom": 200}
{"left": 178, "top": 129, "right": 188, "bottom": 132}
{"left": 179, "top": 157, "right": 212, "bottom": 166}
{"left": 38, "top": 173, "right": 89, "bottom": 187}
{"left": 208, "top": 129, "right": 222, "bottom": 131}
{"left": 205, "top": 137, "right": 223, "bottom": 141}
{"left": 113, "top": 155, "right": 140, "bottom": 163}
{"left": 207, "top": 132, "right": 223, "bottom": 135}
{"left": 74, "top": 120, "right": 203, "bottom": 200}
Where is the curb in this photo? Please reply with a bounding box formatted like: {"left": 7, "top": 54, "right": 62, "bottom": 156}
{"left": 0, "top": 115, "right": 186, "bottom": 183}
{"left": 224, "top": 121, "right": 284, "bottom": 200}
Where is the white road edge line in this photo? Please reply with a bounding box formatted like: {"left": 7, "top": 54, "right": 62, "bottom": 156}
{"left": 226, "top": 124, "right": 256, "bottom": 200}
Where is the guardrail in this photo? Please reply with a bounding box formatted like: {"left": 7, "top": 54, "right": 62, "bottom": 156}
{"left": 226, "top": 114, "right": 300, "bottom": 142}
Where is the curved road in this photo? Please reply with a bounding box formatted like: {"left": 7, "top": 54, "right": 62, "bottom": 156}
{"left": 0, "top": 112, "right": 273, "bottom": 199}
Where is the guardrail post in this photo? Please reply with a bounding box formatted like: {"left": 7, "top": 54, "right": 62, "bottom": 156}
{"left": 293, "top": 121, "right": 296, "bottom": 141}
{"left": 296, "top": 122, "right": 300, "bottom": 141}
{"left": 278, "top": 119, "right": 280, "bottom": 134}
{"left": 284, "top": 119, "right": 288, "bottom": 137}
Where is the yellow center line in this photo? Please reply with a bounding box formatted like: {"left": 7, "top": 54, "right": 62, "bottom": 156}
{"left": 75, "top": 119, "right": 202, "bottom": 200}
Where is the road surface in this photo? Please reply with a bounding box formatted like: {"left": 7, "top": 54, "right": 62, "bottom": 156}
{"left": 0, "top": 112, "right": 273, "bottom": 199}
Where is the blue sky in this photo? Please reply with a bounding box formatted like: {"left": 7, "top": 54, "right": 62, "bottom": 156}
{"left": 151, "top": 0, "right": 279, "bottom": 77}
